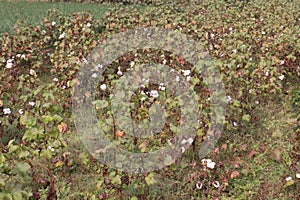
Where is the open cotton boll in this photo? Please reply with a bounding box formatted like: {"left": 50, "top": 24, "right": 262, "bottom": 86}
{"left": 3, "top": 108, "right": 11, "bottom": 115}
{"left": 100, "top": 84, "right": 107, "bottom": 91}
{"left": 150, "top": 90, "right": 159, "bottom": 98}
{"left": 5, "top": 59, "right": 13, "bottom": 69}
{"left": 182, "top": 69, "right": 191, "bottom": 76}
{"left": 278, "top": 74, "right": 285, "bottom": 80}
{"left": 207, "top": 161, "right": 216, "bottom": 169}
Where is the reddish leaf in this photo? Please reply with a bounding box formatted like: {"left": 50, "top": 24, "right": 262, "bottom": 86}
{"left": 233, "top": 163, "right": 240, "bottom": 169}
{"left": 221, "top": 143, "right": 227, "bottom": 150}
{"left": 214, "top": 147, "right": 220, "bottom": 154}
{"left": 249, "top": 150, "right": 259, "bottom": 158}
{"left": 115, "top": 130, "right": 125, "bottom": 137}
{"left": 239, "top": 144, "right": 247, "bottom": 151}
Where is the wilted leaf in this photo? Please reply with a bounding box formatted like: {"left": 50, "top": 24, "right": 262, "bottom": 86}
{"left": 58, "top": 122, "right": 68, "bottom": 133}
{"left": 249, "top": 150, "right": 259, "bottom": 158}
{"left": 139, "top": 141, "right": 148, "bottom": 153}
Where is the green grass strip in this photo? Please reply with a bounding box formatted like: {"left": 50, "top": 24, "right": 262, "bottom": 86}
{"left": 0, "top": 1, "right": 111, "bottom": 33}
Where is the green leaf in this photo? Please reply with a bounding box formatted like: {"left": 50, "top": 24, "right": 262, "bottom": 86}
{"left": 20, "top": 114, "right": 36, "bottom": 127}
{"left": 233, "top": 100, "right": 241, "bottom": 107}
{"left": 18, "top": 151, "right": 30, "bottom": 159}
{"left": 53, "top": 106, "right": 63, "bottom": 113}
{"left": 0, "top": 193, "right": 13, "bottom": 200}
{"left": 79, "top": 152, "right": 90, "bottom": 165}
{"left": 42, "top": 91, "right": 54, "bottom": 100}
{"left": 52, "top": 114, "right": 63, "bottom": 122}
{"left": 8, "top": 144, "right": 19, "bottom": 154}
{"left": 22, "top": 127, "right": 43, "bottom": 141}
{"left": 242, "top": 114, "right": 251, "bottom": 122}
{"left": 93, "top": 100, "right": 109, "bottom": 109}
{"left": 169, "top": 123, "right": 179, "bottom": 134}
{"left": 42, "top": 102, "right": 52, "bottom": 109}
{"left": 40, "top": 149, "right": 53, "bottom": 159}
{"left": 164, "top": 155, "right": 174, "bottom": 166}
{"left": 17, "top": 162, "right": 31, "bottom": 174}
{"left": 12, "top": 191, "right": 23, "bottom": 200}
{"left": 0, "top": 178, "right": 6, "bottom": 187}
{"left": 41, "top": 115, "right": 54, "bottom": 124}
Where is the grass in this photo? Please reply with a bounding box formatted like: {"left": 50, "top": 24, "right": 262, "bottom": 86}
{"left": 222, "top": 99, "right": 298, "bottom": 199}
{"left": 0, "top": 1, "right": 111, "bottom": 33}
{"left": 54, "top": 94, "right": 298, "bottom": 199}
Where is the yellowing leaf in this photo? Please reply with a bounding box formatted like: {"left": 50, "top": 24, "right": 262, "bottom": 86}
{"left": 54, "top": 160, "right": 64, "bottom": 168}
{"left": 197, "top": 128, "right": 203, "bottom": 137}
{"left": 97, "top": 179, "right": 104, "bottom": 188}
{"left": 284, "top": 179, "right": 294, "bottom": 188}
{"left": 79, "top": 152, "right": 90, "bottom": 165}
{"left": 0, "top": 154, "right": 5, "bottom": 164}
{"left": 145, "top": 173, "right": 157, "bottom": 185}
{"left": 111, "top": 175, "right": 122, "bottom": 185}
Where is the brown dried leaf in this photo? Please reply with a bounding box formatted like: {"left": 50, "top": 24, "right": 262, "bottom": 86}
{"left": 230, "top": 170, "right": 240, "bottom": 179}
